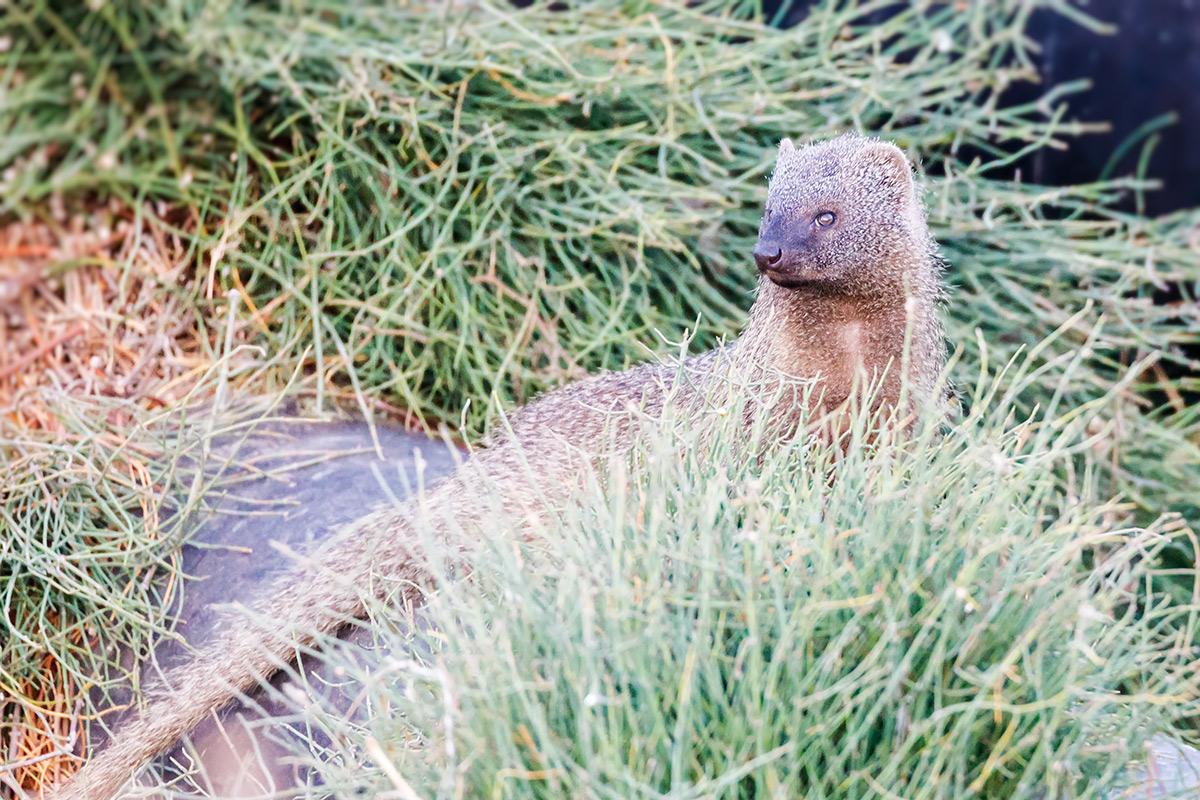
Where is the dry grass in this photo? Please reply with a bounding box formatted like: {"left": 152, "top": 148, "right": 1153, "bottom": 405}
{"left": 0, "top": 202, "right": 414, "bottom": 791}
{"left": 1, "top": 205, "right": 202, "bottom": 420}
{"left": 0, "top": 202, "right": 237, "bottom": 791}
{"left": 1, "top": 0, "right": 1198, "bottom": 795}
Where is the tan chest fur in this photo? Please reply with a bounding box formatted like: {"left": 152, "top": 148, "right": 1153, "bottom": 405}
{"left": 760, "top": 287, "right": 919, "bottom": 415}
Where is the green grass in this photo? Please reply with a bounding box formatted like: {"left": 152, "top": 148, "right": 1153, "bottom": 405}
{"left": 1, "top": 0, "right": 1199, "bottom": 792}
{"left": 1, "top": 0, "right": 1144, "bottom": 433}
{"left": 270, "top": 358, "right": 1200, "bottom": 798}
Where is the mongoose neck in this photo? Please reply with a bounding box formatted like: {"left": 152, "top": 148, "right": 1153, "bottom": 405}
{"left": 734, "top": 268, "right": 943, "bottom": 414}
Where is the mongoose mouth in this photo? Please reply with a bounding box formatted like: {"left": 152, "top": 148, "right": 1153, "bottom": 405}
{"left": 761, "top": 268, "right": 820, "bottom": 289}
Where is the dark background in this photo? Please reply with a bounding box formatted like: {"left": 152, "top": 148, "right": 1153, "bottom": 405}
{"left": 1015, "top": 0, "right": 1200, "bottom": 216}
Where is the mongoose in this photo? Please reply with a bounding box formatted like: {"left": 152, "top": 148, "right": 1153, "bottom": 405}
{"left": 49, "top": 133, "right": 946, "bottom": 799}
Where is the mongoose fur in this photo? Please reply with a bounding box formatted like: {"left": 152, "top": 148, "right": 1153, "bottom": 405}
{"left": 50, "top": 133, "right": 946, "bottom": 799}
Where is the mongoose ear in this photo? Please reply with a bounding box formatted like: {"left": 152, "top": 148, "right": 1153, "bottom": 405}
{"left": 778, "top": 138, "right": 797, "bottom": 158}
{"left": 861, "top": 141, "right": 914, "bottom": 188}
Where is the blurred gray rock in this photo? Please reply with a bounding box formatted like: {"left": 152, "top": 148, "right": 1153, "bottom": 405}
{"left": 1106, "top": 734, "right": 1200, "bottom": 799}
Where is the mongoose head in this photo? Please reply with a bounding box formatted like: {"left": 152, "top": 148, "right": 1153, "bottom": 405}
{"left": 755, "top": 134, "right": 931, "bottom": 295}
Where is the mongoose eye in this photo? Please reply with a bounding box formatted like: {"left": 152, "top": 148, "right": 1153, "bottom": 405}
{"left": 815, "top": 211, "right": 836, "bottom": 228}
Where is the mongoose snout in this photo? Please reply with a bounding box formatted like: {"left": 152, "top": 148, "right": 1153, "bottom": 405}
{"left": 755, "top": 205, "right": 849, "bottom": 287}
{"left": 753, "top": 219, "right": 820, "bottom": 288}
{"left": 755, "top": 169, "right": 855, "bottom": 287}
{"left": 752, "top": 240, "right": 782, "bottom": 271}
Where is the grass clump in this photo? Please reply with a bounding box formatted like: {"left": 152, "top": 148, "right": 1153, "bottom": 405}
{"left": 293, "top": 358, "right": 1199, "bottom": 799}
{"left": 1, "top": 0, "right": 1115, "bottom": 433}
{"left": 0, "top": 378, "right": 303, "bottom": 790}
{"left": 2, "top": 0, "right": 1200, "bottom": 792}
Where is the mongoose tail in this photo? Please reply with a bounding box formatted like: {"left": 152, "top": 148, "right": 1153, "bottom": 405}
{"left": 49, "top": 133, "right": 945, "bottom": 799}
{"left": 48, "top": 444, "right": 538, "bottom": 800}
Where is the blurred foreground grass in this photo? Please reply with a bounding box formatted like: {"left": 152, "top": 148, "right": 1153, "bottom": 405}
{"left": 267, "top": 354, "right": 1200, "bottom": 798}
{"left": 1, "top": 0, "right": 1199, "bottom": 793}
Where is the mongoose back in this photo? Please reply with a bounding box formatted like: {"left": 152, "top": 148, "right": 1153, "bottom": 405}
{"left": 50, "top": 133, "right": 946, "bottom": 799}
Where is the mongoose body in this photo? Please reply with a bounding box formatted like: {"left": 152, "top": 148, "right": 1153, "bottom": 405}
{"left": 50, "top": 134, "right": 946, "bottom": 799}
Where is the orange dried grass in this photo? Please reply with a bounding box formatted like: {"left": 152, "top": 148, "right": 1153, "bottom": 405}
{"left": 0, "top": 202, "right": 210, "bottom": 794}
{"left": 0, "top": 201, "right": 208, "bottom": 432}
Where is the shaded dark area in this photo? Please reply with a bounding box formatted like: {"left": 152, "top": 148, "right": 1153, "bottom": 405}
{"left": 1011, "top": 0, "right": 1200, "bottom": 216}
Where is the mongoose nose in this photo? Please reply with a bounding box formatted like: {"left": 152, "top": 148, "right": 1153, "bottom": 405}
{"left": 753, "top": 242, "right": 783, "bottom": 272}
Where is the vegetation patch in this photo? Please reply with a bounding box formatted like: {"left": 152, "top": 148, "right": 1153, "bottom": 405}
{"left": 1, "top": 0, "right": 1198, "bottom": 793}
{"left": 281, "top": 366, "right": 1200, "bottom": 798}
